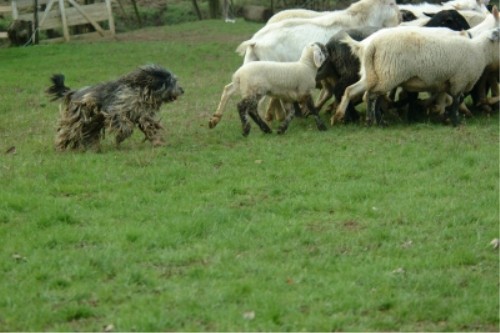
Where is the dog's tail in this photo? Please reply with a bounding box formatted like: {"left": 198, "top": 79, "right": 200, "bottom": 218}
{"left": 46, "top": 74, "right": 71, "bottom": 101}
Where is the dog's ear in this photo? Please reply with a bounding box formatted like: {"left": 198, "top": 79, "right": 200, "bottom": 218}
{"left": 139, "top": 64, "right": 173, "bottom": 91}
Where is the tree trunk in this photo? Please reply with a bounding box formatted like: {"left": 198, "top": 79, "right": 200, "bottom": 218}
{"left": 208, "top": 0, "right": 220, "bottom": 19}
{"left": 191, "top": 0, "right": 202, "bottom": 20}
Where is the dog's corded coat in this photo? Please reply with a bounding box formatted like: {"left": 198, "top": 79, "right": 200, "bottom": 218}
{"left": 47, "top": 64, "right": 184, "bottom": 151}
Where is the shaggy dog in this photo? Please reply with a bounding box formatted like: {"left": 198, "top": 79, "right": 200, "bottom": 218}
{"left": 47, "top": 64, "right": 184, "bottom": 151}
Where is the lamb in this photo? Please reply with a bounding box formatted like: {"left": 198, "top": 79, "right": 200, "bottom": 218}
{"left": 208, "top": 43, "right": 327, "bottom": 136}
{"left": 334, "top": 27, "right": 500, "bottom": 127}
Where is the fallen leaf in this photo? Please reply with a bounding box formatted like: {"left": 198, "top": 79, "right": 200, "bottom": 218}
{"left": 254, "top": 160, "right": 263, "bottom": 164}
{"left": 103, "top": 324, "right": 114, "bottom": 332}
{"left": 392, "top": 267, "right": 405, "bottom": 274}
{"left": 490, "top": 238, "right": 499, "bottom": 249}
{"left": 5, "top": 146, "right": 16, "bottom": 154}
{"left": 12, "top": 253, "right": 27, "bottom": 261}
{"left": 243, "top": 311, "right": 255, "bottom": 320}
{"left": 402, "top": 240, "right": 413, "bottom": 248}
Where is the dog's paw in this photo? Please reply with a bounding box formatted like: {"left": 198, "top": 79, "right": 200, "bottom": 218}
{"left": 152, "top": 138, "right": 166, "bottom": 147}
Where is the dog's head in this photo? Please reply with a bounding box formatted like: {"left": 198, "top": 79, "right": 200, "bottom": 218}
{"left": 125, "top": 64, "right": 184, "bottom": 104}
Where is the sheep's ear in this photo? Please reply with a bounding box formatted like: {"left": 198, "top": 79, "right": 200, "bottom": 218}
{"left": 313, "top": 45, "right": 326, "bottom": 68}
{"left": 489, "top": 28, "right": 500, "bottom": 41}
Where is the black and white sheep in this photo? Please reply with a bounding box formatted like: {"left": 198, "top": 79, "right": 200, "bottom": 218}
{"left": 314, "top": 26, "right": 380, "bottom": 123}
{"left": 208, "top": 43, "right": 328, "bottom": 136}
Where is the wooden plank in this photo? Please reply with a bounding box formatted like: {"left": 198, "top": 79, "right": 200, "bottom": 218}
{"left": 0, "top": 5, "right": 12, "bottom": 14}
{"left": 66, "top": 0, "right": 104, "bottom": 36}
{"left": 58, "top": 0, "right": 70, "bottom": 41}
{"left": 19, "top": 3, "right": 109, "bottom": 30}
{"left": 105, "top": 0, "right": 114, "bottom": 35}
{"left": 12, "top": 1, "right": 18, "bottom": 19}
{"left": 38, "top": 0, "right": 56, "bottom": 29}
{"left": 14, "top": 0, "right": 52, "bottom": 10}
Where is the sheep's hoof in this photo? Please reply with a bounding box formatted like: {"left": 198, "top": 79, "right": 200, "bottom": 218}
{"left": 242, "top": 123, "right": 251, "bottom": 137}
{"left": 208, "top": 114, "right": 221, "bottom": 129}
{"left": 260, "top": 124, "right": 273, "bottom": 134}
{"left": 316, "top": 122, "right": 328, "bottom": 131}
{"left": 331, "top": 113, "right": 344, "bottom": 125}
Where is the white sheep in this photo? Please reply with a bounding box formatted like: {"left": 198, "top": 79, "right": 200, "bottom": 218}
{"left": 334, "top": 26, "right": 500, "bottom": 126}
{"left": 230, "top": 0, "right": 401, "bottom": 127}
{"left": 266, "top": 9, "right": 329, "bottom": 25}
{"left": 236, "top": 0, "right": 401, "bottom": 64}
{"left": 208, "top": 43, "right": 327, "bottom": 136}
{"left": 333, "top": 6, "right": 499, "bottom": 125}
{"left": 399, "top": 0, "right": 489, "bottom": 20}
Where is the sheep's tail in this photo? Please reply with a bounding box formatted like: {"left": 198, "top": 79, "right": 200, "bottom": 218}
{"left": 46, "top": 74, "right": 71, "bottom": 101}
{"left": 341, "top": 34, "right": 363, "bottom": 59}
{"left": 236, "top": 40, "right": 259, "bottom": 62}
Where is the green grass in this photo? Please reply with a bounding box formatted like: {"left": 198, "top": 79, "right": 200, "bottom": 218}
{"left": 0, "top": 19, "right": 499, "bottom": 331}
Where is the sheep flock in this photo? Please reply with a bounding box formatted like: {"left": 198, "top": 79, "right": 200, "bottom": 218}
{"left": 209, "top": 0, "right": 499, "bottom": 134}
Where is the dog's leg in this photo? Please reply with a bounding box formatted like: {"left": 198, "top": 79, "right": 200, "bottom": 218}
{"left": 55, "top": 104, "right": 86, "bottom": 151}
{"left": 107, "top": 113, "right": 135, "bottom": 147}
{"left": 82, "top": 113, "right": 105, "bottom": 151}
{"left": 138, "top": 114, "right": 165, "bottom": 147}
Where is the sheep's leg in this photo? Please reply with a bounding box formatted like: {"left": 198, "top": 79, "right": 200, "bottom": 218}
{"left": 277, "top": 108, "right": 295, "bottom": 135}
{"left": 333, "top": 81, "right": 365, "bottom": 125}
{"left": 366, "top": 93, "right": 384, "bottom": 127}
{"left": 304, "top": 95, "right": 327, "bottom": 131}
{"left": 265, "top": 97, "right": 286, "bottom": 122}
{"left": 315, "top": 83, "right": 334, "bottom": 111}
{"left": 247, "top": 97, "right": 272, "bottom": 134}
{"left": 238, "top": 96, "right": 271, "bottom": 136}
{"left": 237, "top": 97, "right": 253, "bottom": 136}
{"left": 209, "top": 82, "right": 236, "bottom": 128}
{"left": 406, "top": 92, "right": 420, "bottom": 123}
{"left": 448, "top": 94, "right": 462, "bottom": 127}
{"left": 344, "top": 103, "right": 360, "bottom": 123}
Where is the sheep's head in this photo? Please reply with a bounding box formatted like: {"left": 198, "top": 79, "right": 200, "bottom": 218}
{"left": 309, "top": 42, "right": 327, "bottom": 68}
{"left": 375, "top": 0, "right": 401, "bottom": 27}
{"left": 488, "top": 27, "right": 500, "bottom": 41}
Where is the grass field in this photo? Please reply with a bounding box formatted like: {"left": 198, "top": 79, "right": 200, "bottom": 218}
{"left": 0, "top": 19, "right": 499, "bottom": 331}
